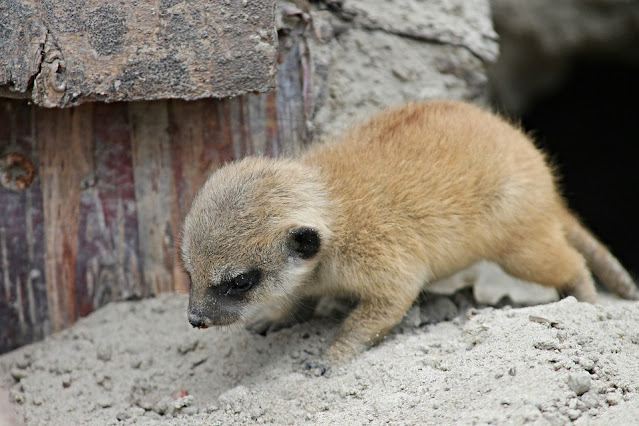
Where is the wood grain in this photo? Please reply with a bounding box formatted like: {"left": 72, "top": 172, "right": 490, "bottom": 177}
{"left": 75, "top": 103, "right": 143, "bottom": 318}
{"left": 129, "top": 102, "right": 174, "bottom": 296}
{"left": 37, "top": 104, "right": 93, "bottom": 332}
{"left": 0, "top": 100, "right": 48, "bottom": 352}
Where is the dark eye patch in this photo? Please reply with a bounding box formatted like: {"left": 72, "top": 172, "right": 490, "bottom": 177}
{"left": 220, "top": 269, "right": 262, "bottom": 297}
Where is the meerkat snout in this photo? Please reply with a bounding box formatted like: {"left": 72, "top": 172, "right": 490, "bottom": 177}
{"left": 187, "top": 310, "right": 207, "bottom": 329}
{"left": 182, "top": 100, "right": 638, "bottom": 363}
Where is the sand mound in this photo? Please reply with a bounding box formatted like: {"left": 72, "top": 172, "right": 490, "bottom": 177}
{"left": 2, "top": 293, "right": 639, "bottom": 425}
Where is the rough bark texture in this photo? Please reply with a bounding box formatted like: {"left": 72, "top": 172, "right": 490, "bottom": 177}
{"left": 0, "top": 0, "right": 498, "bottom": 353}
{"left": 0, "top": 0, "right": 278, "bottom": 107}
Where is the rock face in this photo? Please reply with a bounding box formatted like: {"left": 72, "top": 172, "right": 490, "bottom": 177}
{"left": 305, "top": 0, "right": 498, "bottom": 137}
{"left": 0, "top": 0, "right": 278, "bottom": 107}
{"left": 489, "top": 0, "right": 639, "bottom": 113}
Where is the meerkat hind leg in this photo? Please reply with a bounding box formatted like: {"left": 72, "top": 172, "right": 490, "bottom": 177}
{"left": 496, "top": 230, "right": 597, "bottom": 303}
{"left": 324, "top": 288, "right": 420, "bottom": 363}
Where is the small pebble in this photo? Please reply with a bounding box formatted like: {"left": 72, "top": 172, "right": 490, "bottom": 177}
{"left": 579, "top": 357, "right": 595, "bottom": 371}
{"left": 534, "top": 340, "right": 560, "bottom": 351}
{"left": 567, "top": 409, "right": 581, "bottom": 420}
{"left": 567, "top": 372, "right": 591, "bottom": 396}
{"left": 116, "top": 412, "right": 131, "bottom": 421}
{"left": 606, "top": 393, "right": 621, "bottom": 406}
{"left": 173, "top": 395, "right": 195, "bottom": 410}
{"left": 568, "top": 398, "right": 578, "bottom": 410}
{"left": 16, "top": 356, "right": 31, "bottom": 369}
{"left": 178, "top": 339, "right": 199, "bottom": 355}
{"left": 10, "top": 389, "right": 25, "bottom": 404}
{"left": 62, "top": 374, "right": 72, "bottom": 388}
{"left": 138, "top": 396, "right": 156, "bottom": 411}
{"left": 97, "top": 343, "right": 113, "bottom": 361}
{"left": 10, "top": 368, "right": 28, "bottom": 381}
{"left": 98, "top": 398, "right": 113, "bottom": 408}
{"left": 182, "top": 405, "right": 199, "bottom": 415}
{"left": 153, "top": 396, "right": 172, "bottom": 415}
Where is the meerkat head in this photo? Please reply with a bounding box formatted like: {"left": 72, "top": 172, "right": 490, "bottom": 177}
{"left": 181, "top": 156, "right": 332, "bottom": 329}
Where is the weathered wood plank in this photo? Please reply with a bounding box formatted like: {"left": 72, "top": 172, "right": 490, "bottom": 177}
{"left": 36, "top": 104, "right": 93, "bottom": 332}
{"left": 276, "top": 40, "right": 308, "bottom": 155}
{"left": 74, "top": 103, "right": 143, "bottom": 318}
{"left": 264, "top": 91, "right": 281, "bottom": 156}
{"left": 0, "top": 100, "right": 48, "bottom": 352}
{"left": 129, "top": 102, "right": 174, "bottom": 295}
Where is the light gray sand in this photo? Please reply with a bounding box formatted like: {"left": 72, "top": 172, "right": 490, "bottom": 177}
{"left": 2, "top": 291, "right": 638, "bottom": 425}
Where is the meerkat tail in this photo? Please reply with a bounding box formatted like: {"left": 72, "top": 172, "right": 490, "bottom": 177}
{"left": 563, "top": 213, "right": 639, "bottom": 300}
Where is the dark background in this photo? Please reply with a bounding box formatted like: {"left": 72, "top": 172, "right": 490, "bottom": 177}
{"left": 519, "top": 61, "right": 639, "bottom": 276}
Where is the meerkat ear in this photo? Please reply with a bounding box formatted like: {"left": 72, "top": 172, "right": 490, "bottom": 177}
{"left": 288, "top": 226, "right": 321, "bottom": 259}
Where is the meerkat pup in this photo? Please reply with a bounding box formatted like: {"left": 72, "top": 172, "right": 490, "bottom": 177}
{"left": 181, "top": 100, "right": 638, "bottom": 363}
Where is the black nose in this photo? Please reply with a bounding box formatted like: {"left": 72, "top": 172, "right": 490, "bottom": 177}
{"left": 188, "top": 312, "right": 208, "bottom": 329}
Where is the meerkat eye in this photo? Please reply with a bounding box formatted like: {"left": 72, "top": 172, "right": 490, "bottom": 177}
{"left": 222, "top": 269, "right": 262, "bottom": 296}
{"left": 288, "top": 226, "right": 321, "bottom": 259}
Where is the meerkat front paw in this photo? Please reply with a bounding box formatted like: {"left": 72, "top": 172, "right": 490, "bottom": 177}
{"left": 246, "top": 318, "right": 277, "bottom": 336}
{"left": 247, "top": 296, "right": 319, "bottom": 336}
{"left": 246, "top": 316, "right": 299, "bottom": 336}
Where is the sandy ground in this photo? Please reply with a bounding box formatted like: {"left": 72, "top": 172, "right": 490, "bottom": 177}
{"left": 2, "top": 289, "right": 639, "bottom": 425}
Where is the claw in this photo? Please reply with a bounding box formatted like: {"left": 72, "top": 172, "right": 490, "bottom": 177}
{"left": 302, "top": 360, "right": 330, "bottom": 376}
{"left": 246, "top": 319, "right": 273, "bottom": 336}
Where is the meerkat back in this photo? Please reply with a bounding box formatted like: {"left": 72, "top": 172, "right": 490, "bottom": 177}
{"left": 303, "top": 101, "right": 573, "bottom": 293}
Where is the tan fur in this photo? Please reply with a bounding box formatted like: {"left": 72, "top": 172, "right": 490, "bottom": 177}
{"left": 181, "top": 100, "right": 637, "bottom": 363}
